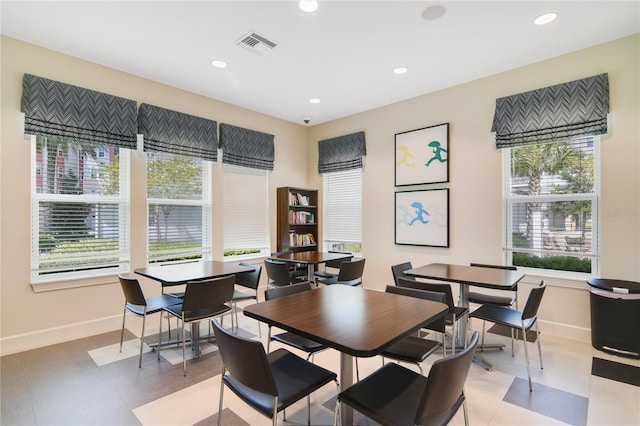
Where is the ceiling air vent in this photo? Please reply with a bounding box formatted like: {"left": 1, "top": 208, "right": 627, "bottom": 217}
{"left": 236, "top": 31, "right": 277, "bottom": 56}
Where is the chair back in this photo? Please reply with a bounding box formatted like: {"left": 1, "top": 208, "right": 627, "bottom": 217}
{"left": 391, "top": 262, "right": 415, "bottom": 286}
{"left": 325, "top": 250, "right": 353, "bottom": 269}
{"left": 415, "top": 331, "right": 479, "bottom": 424}
{"left": 118, "top": 274, "right": 146, "bottom": 306}
{"left": 397, "top": 276, "right": 455, "bottom": 312}
{"left": 337, "top": 258, "right": 365, "bottom": 281}
{"left": 182, "top": 275, "right": 235, "bottom": 314}
{"left": 265, "top": 281, "right": 313, "bottom": 301}
{"left": 385, "top": 285, "right": 446, "bottom": 333}
{"left": 264, "top": 258, "right": 293, "bottom": 286}
{"left": 211, "top": 319, "right": 278, "bottom": 396}
{"left": 235, "top": 262, "right": 262, "bottom": 290}
{"left": 521, "top": 281, "right": 546, "bottom": 321}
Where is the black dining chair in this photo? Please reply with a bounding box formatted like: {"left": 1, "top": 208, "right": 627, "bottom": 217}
{"left": 314, "top": 250, "right": 353, "bottom": 281}
{"left": 230, "top": 262, "right": 262, "bottom": 336}
{"left": 118, "top": 274, "right": 181, "bottom": 368}
{"left": 333, "top": 331, "right": 480, "bottom": 426}
{"left": 212, "top": 319, "right": 338, "bottom": 426}
{"left": 316, "top": 258, "right": 365, "bottom": 287}
{"left": 470, "top": 280, "right": 546, "bottom": 391}
{"left": 271, "top": 251, "right": 307, "bottom": 281}
{"left": 391, "top": 261, "right": 415, "bottom": 286}
{"left": 264, "top": 258, "right": 295, "bottom": 289}
{"left": 468, "top": 263, "right": 518, "bottom": 308}
{"left": 157, "top": 275, "right": 235, "bottom": 376}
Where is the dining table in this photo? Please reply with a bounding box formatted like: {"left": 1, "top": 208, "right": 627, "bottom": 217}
{"left": 244, "top": 284, "right": 448, "bottom": 426}
{"left": 134, "top": 260, "right": 253, "bottom": 356}
{"left": 404, "top": 262, "right": 525, "bottom": 370}
{"left": 268, "top": 251, "right": 353, "bottom": 281}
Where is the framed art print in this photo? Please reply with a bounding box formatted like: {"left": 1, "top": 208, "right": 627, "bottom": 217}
{"left": 395, "top": 122, "right": 449, "bottom": 186}
{"left": 395, "top": 188, "right": 449, "bottom": 247}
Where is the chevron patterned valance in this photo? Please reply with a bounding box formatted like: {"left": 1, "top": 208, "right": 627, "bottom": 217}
{"left": 318, "top": 131, "right": 366, "bottom": 173}
{"left": 21, "top": 74, "right": 137, "bottom": 148}
{"left": 219, "top": 123, "right": 274, "bottom": 170}
{"left": 491, "top": 73, "right": 609, "bottom": 149}
{"left": 138, "top": 103, "right": 218, "bottom": 161}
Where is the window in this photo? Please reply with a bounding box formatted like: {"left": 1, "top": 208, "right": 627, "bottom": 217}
{"left": 146, "top": 151, "right": 211, "bottom": 263}
{"left": 504, "top": 136, "right": 599, "bottom": 274}
{"left": 223, "top": 164, "right": 269, "bottom": 258}
{"left": 322, "top": 168, "right": 363, "bottom": 253}
{"left": 31, "top": 135, "right": 130, "bottom": 283}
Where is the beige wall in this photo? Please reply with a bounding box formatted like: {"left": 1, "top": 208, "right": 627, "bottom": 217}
{"left": 1, "top": 34, "right": 638, "bottom": 355}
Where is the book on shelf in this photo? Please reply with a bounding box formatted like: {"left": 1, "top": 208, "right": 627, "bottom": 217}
{"left": 288, "top": 232, "right": 316, "bottom": 246}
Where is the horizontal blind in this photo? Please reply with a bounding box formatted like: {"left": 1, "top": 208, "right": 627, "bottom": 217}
{"left": 223, "top": 164, "right": 269, "bottom": 252}
{"left": 323, "top": 168, "right": 362, "bottom": 243}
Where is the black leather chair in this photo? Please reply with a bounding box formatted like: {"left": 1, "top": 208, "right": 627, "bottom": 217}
{"left": 158, "top": 275, "right": 235, "bottom": 376}
{"left": 468, "top": 263, "right": 518, "bottom": 308}
{"left": 230, "top": 262, "right": 262, "bottom": 336}
{"left": 381, "top": 285, "right": 447, "bottom": 374}
{"left": 212, "top": 319, "right": 338, "bottom": 426}
{"left": 118, "top": 274, "right": 181, "bottom": 368}
{"left": 317, "top": 258, "right": 365, "bottom": 287}
{"left": 314, "top": 250, "right": 353, "bottom": 280}
{"left": 264, "top": 258, "right": 294, "bottom": 289}
{"left": 271, "top": 251, "right": 307, "bottom": 281}
{"left": 391, "top": 261, "right": 415, "bottom": 286}
{"left": 334, "top": 332, "right": 480, "bottom": 426}
{"left": 264, "top": 282, "right": 327, "bottom": 361}
{"left": 470, "top": 280, "right": 546, "bottom": 391}
{"left": 397, "top": 276, "right": 469, "bottom": 355}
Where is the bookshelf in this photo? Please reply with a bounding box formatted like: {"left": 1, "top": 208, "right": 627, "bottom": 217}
{"left": 277, "top": 187, "right": 319, "bottom": 253}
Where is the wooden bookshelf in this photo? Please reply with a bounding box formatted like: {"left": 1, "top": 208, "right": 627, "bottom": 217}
{"left": 277, "top": 187, "right": 319, "bottom": 253}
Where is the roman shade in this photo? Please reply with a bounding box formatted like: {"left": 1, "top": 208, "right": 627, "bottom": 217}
{"left": 318, "top": 131, "right": 366, "bottom": 173}
{"left": 219, "top": 123, "right": 274, "bottom": 170}
{"left": 491, "top": 73, "right": 609, "bottom": 148}
{"left": 21, "top": 74, "right": 137, "bottom": 148}
{"left": 138, "top": 103, "right": 218, "bottom": 161}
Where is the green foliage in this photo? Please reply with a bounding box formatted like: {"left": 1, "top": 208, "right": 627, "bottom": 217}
{"left": 513, "top": 252, "right": 591, "bottom": 273}
{"left": 223, "top": 249, "right": 261, "bottom": 257}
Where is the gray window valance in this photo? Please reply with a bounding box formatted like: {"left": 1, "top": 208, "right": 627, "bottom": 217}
{"left": 491, "top": 73, "right": 609, "bottom": 149}
{"left": 219, "top": 123, "right": 274, "bottom": 170}
{"left": 318, "top": 131, "right": 366, "bottom": 173}
{"left": 138, "top": 103, "right": 218, "bottom": 161}
{"left": 21, "top": 74, "right": 137, "bottom": 148}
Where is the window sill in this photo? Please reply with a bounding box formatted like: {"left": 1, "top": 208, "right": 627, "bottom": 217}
{"left": 517, "top": 268, "right": 590, "bottom": 290}
{"left": 30, "top": 274, "right": 118, "bottom": 293}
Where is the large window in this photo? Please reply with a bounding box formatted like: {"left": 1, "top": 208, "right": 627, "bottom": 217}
{"left": 322, "top": 168, "right": 363, "bottom": 253}
{"left": 223, "top": 164, "right": 270, "bottom": 258}
{"left": 146, "top": 151, "right": 211, "bottom": 263}
{"left": 504, "top": 136, "right": 599, "bottom": 274}
{"left": 31, "top": 136, "right": 130, "bottom": 282}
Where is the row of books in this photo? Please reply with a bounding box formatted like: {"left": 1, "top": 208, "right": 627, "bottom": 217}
{"left": 288, "top": 231, "right": 316, "bottom": 246}
{"left": 289, "top": 210, "right": 315, "bottom": 224}
{"left": 289, "top": 192, "right": 312, "bottom": 206}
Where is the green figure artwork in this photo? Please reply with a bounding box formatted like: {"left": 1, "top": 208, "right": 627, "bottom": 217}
{"left": 425, "top": 140, "right": 447, "bottom": 167}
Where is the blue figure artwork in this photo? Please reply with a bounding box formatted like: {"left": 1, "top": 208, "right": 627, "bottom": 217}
{"left": 425, "top": 140, "right": 447, "bottom": 167}
{"left": 409, "top": 201, "right": 430, "bottom": 225}
{"left": 396, "top": 204, "right": 412, "bottom": 225}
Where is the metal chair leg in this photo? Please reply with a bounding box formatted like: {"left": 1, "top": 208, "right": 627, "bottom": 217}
{"left": 119, "top": 306, "right": 126, "bottom": 352}
{"left": 535, "top": 321, "right": 543, "bottom": 369}
{"left": 521, "top": 324, "right": 533, "bottom": 391}
{"left": 218, "top": 366, "right": 226, "bottom": 426}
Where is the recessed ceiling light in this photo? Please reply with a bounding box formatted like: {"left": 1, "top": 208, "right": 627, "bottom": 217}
{"left": 393, "top": 66, "right": 408, "bottom": 74}
{"left": 309, "top": 98, "right": 321, "bottom": 104}
{"left": 299, "top": 0, "right": 318, "bottom": 13}
{"left": 422, "top": 4, "right": 446, "bottom": 21}
{"left": 534, "top": 12, "right": 557, "bottom": 25}
{"left": 211, "top": 59, "right": 227, "bottom": 68}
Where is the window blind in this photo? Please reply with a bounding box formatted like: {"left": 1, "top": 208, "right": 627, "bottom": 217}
{"left": 318, "top": 131, "right": 366, "bottom": 173}
{"left": 323, "top": 168, "right": 363, "bottom": 245}
{"left": 219, "top": 123, "right": 274, "bottom": 170}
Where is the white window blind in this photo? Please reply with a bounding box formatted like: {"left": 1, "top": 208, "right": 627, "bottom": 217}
{"left": 323, "top": 168, "right": 363, "bottom": 252}
{"left": 146, "top": 151, "right": 211, "bottom": 263}
{"left": 223, "top": 164, "right": 270, "bottom": 256}
{"left": 31, "top": 136, "right": 130, "bottom": 283}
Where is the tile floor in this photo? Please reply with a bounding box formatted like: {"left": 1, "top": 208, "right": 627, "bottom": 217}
{"left": 1, "top": 304, "right": 639, "bottom": 426}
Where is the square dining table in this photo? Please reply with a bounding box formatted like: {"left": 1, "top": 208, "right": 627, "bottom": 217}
{"left": 268, "top": 251, "right": 353, "bottom": 281}
{"left": 244, "top": 284, "right": 448, "bottom": 426}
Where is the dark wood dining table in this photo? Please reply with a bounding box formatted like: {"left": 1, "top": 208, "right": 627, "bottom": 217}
{"left": 268, "top": 251, "right": 353, "bottom": 280}
{"left": 405, "top": 262, "right": 525, "bottom": 369}
{"left": 244, "top": 284, "right": 448, "bottom": 426}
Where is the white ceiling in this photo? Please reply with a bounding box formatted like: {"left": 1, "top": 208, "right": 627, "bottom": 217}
{"left": 2, "top": 1, "right": 638, "bottom": 126}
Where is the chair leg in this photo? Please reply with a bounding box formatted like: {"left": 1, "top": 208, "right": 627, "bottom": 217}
{"left": 462, "top": 390, "right": 469, "bottom": 426}
{"left": 272, "top": 397, "right": 279, "bottom": 426}
{"left": 182, "top": 316, "right": 187, "bottom": 376}
{"left": 511, "top": 327, "right": 515, "bottom": 357}
{"left": 333, "top": 400, "right": 340, "bottom": 426}
{"left": 267, "top": 326, "right": 272, "bottom": 353}
{"left": 480, "top": 320, "right": 486, "bottom": 352}
{"left": 535, "top": 321, "right": 544, "bottom": 370}
{"left": 120, "top": 306, "right": 127, "bottom": 352}
{"left": 307, "top": 394, "right": 311, "bottom": 426}
{"left": 139, "top": 310, "right": 147, "bottom": 368}
{"left": 521, "top": 324, "right": 533, "bottom": 391}
{"left": 355, "top": 358, "right": 360, "bottom": 382}
{"left": 218, "top": 366, "right": 226, "bottom": 426}
{"left": 451, "top": 314, "right": 457, "bottom": 355}
{"left": 157, "top": 311, "right": 163, "bottom": 361}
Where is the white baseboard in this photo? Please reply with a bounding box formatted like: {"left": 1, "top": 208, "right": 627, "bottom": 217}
{"left": 538, "top": 319, "right": 591, "bottom": 343}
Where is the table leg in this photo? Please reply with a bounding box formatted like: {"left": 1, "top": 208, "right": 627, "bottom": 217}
{"left": 340, "top": 352, "right": 354, "bottom": 426}
{"left": 457, "top": 283, "right": 470, "bottom": 347}
{"left": 307, "top": 264, "right": 316, "bottom": 286}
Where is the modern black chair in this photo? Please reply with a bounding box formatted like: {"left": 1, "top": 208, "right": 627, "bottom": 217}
{"left": 381, "top": 285, "right": 447, "bottom": 374}
{"left": 158, "top": 275, "right": 235, "bottom": 376}
{"left": 314, "top": 250, "right": 353, "bottom": 280}
{"left": 118, "top": 274, "right": 181, "bottom": 368}
{"left": 264, "top": 282, "right": 327, "bottom": 361}
{"left": 397, "top": 276, "right": 468, "bottom": 354}
{"left": 391, "top": 261, "right": 416, "bottom": 286}
{"left": 271, "top": 251, "right": 307, "bottom": 281}
{"left": 469, "top": 280, "right": 546, "bottom": 391}
{"left": 333, "top": 331, "right": 480, "bottom": 426}
{"left": 264, "top": 258, "right": 294, "bottom": 289}
{"left": 230, "top": 262, "right": 262, "bottom": 336}
{"left": 212, "top": 319, "right": 338, "bottom": 426}
{"left": 468, "top": 263, "right": 518, "bottom": 308}
{"left": 316, "top": 258, "right": 365, "bottom": 287}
